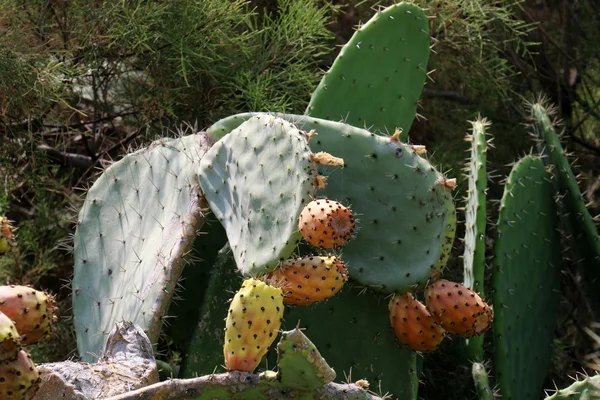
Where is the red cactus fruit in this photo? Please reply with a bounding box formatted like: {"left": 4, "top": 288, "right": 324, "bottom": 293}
{"left": 0, "top": 311, "right": 20, "bottom": 363}
{"left": 0, "top": 350, "right": 39, "bottom": 399}
{"left": 266, "top": 255, "right": 348, "bottom": 306}
{"left": 424, "top": 279, "right": 493, "bottom": 338}
{"left": 388, "top": 292, "right": 446, "bottom": 352}
{"left": 0, "top": 286, "right": 57, "bottom": 346}
{"left": 298, "top": 199, "right": 355, "bottom": 249}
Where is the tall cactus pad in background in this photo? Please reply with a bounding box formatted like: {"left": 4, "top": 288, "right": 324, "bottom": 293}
{"left": 306, "top": 2, "right": 429, "bottom": 139}
{"left": 544, "top": 375, "right": 600, "bottom": 399}
{"left": 462, "top": 117, "right": 490, "bottom": 360}
{"left": 529, "top": 103, "right": 600, "bottom": 309}
{"left": 207, "top": 112, "right": 456, "bottom": 293}
{"left": 492, "top": 155, "right": 562, "bottom": 400}
{"left": 198, "top": 115, "right": 320, "bottom": 276}
{"left": 73, "top": 133, "right": 212, "bottom": 362}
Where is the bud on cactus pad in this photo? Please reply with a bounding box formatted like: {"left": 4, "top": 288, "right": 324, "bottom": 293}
{"left": 0, "top": 217, "right": 15, "bottom": 256}
{"left": 0, "top": 350, "right": 39, "bottom": 398}
{"left": 224, "top": 278, "right": 284, "bottom": 373}
{"left": 425, "top": 279, "right": 493, "bottom": 338}
{"left": 0, "top": 311, "right": 20, "bottom": 363}
{"left": 298, "top": 199, "right": 355, "bottom": 249}
{"left": 0, "top": 286, "right": 56, "bottom": 346}
{"left": 267, "top": 255, "right": 348, "bottom": 306}
{"left": 388, "top": 292, "right": 445, "bottom": 352}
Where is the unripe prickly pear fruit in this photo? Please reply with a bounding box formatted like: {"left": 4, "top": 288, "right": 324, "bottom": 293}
{"left": 224, "top": 278, "right": 284, "bottom": 373}
{"left": 0, "top": 311, "right": 20, "bottom": 363}
{"left": 0, "top": 286, "right": 57, "bottom": 346}
{"left": 424, "top": 279, "right": 493, "bottom": 338}
{"left": 0, "top": 218, "right": 15, "bottom": 256}
{"left": 0, "top": 350, "right": 39, "bottom": 399}
{"left": 266, "top": 255, "right": 348, "bottom": 306}
{"left": 389, "top": 292, "right": 446, "bottom": 352}
{"left": 298, "top": 199, "right": 355, "bottom": 249}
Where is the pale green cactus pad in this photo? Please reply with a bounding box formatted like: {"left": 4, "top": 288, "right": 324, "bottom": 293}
{"left": 73, "top": 133, "right": 212, "bottom": 362}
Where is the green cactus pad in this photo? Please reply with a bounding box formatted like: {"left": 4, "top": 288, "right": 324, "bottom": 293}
{"left": 207, "top": 112, "right": 456, "bottom": 293}
{"left": 198, "top": 115, "right": 319, "bottom": 276}
{"left": 306, "top": 3, "right": 429, "bottom": 139}
{"left": 530, "top": 103, "right": 600, "bottom": 309}
{"left": 463, "top": 117, "right": 490, "bottom": 361}
{"left": 545, "top": 375, "right": 600, "bottom": 399}
{"left": 73, "top": 133, "right": 212, "bottom": 362}
{"left": 276, "top": 328, "right": 336, "bottom": 390}
{"left": 492, "top": 155, "right": 562, "bottom": 400}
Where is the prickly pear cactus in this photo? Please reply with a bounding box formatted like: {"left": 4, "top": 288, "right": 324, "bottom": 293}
{"left": 207, "top": 112, "right": 456, "bottom": 293}
{"left": 492, "top": 155, "right": 562, "bottom": 400}
{"left": 544, "top": 375, "right": 600, "bottom": 399}
{"left": 462, "top": 117, "right": 491, "bottom": 360}
{"left": 306, "top": 2, "right": 430, "bottom": 140}
{"left": 198, "top": 115, "right": 322, "bottom": 276}
{"left": 529, "top": 102, "right": 600, "bottom": 310}
{"left": 73, "top": 133, "right": 212, "bottom": 362}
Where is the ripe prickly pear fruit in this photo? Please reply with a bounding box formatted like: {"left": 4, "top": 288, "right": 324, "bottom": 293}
{"left": 388, "top": 292, "right": 446, "bottom": 352}
{"left": 0, "top": 350, "right": 39, "bottom": 399}
{"left": 223, "top": 278, "right": 284, "bottom": 373}
{"left": 266, "top": 255, "right": 348, "bottom": 306}
{"left": 0, "top": 217, "right": 15, "bottom": 256}
{"left": 0, "top": 285, "right": 57, "bottom": 346}
{"left": 298, "top": 199, "right": 355, "bottom": 249}
{"left": 424, "top": 279, "right": 493, "bottom": 338}
{"left": 0, "top": 311, "right": 20, "bottom": 363}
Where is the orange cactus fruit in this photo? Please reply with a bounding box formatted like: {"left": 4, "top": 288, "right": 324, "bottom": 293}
{"left": 388, "top": 292, "right": 446, "bottom": 352}
{"left": 424, "top": 279, "right": 493, "bottom": 338}
{"left": 298, "top": 199, "right": 355, "bottom": 249}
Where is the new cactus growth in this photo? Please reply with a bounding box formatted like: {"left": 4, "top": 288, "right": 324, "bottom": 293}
{"left": 492, "top": 155, "right": 562, "bottom": 400}
{"left": 223, "top": 278, "right": 284, "bottom": 373}
{"left": 388, "top": 292, "right": 446, "bottom": 352}
{"left": 0, "top": 285, "right": 56, "bottom": 346}
{"left": 0, "top": 350, "right": 39, "bottom": 399}
{"left": 266, "top": 255, "right": 348, "bottom": 306}
{"left": 424, "top": 279, "right": 493, "bottom": 338}
{"left": 298, "top": 199, "right": 355, "bottom": 250}
{"left": 0, "top": 311, "right": 20, "bottom": 362}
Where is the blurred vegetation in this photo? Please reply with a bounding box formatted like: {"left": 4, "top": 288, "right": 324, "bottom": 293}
{"left": 0, "top": 0, "right": 599, "bottom": 399}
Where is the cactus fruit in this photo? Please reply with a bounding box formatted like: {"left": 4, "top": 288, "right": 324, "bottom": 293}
{"left": 0, "top": 285, "right": 56, "bottom": 346}
{"left": 298, "top": 199, "right": 355, "bottom": 250}
{"left": 0, "top": 350, "right": 39, "bottom": 399}
{"left": 266, "top": 255, "right": 348, "bottom": 306}
{"left": 0, "top": 217, "right": 15, "bottom": 256}
{"left": 424, "top": 279, "right": 493, "bottom": 338}
{"left": 0, "top": 311, "right": 20, "bottom": 362}
{"left": 198, "top": 115, "right": 334, "bottom": 277}
{"left": 388, "top": 292, "right": 445, "bottom": 353}
{"left": 224, "top": 278, "right": 285, "bottom": 373}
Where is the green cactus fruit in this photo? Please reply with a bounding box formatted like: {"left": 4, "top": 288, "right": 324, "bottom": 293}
{"left": 265, "top": 255, "right": 348, "bottom": 306}
{"left": 472, "top": 362, "right": 493, "bottom": 400}
{"left": 306, "top": 3, "right": 429, "bottom": 142}
{"left": 462, "top": 116, "right": 491, "bottom": 360}
{"left": 0, "top": 311, "right": 20, "bottom": 363}
{"left": 224, "top": 278, "right": 285, "bottom": 373}
{"left": 492, "top": 155, "right": 562, "bottom": 400}
{"left": 388, "top": 292, "right": 446, "bottom": 353}
{"left": 545, "top": 375, "right": 600, "bottom": 399}
{"left": 0, "top": 285, "right": 56, "bottom": 346}
{"left": 0, "top": 350, "right": 39, "bottom": 398}
{"left": 0, "top": 217, "right": 15, "bottom": 256}
{"left": 276, "top": 328, "right": 336, "bottom": 390}
{"left": 297, "top": 199, "right": 355, "bottom": 249}
{"left": 424, "top": 279, "right": 493, "bottom": 338}
{"left": 206, "top": 112, "right": 456, "bottom": 294}
{"left": 73, "top": 133, "right": 212, "bottom": 362}
{"left": 529, "top": 102, "right": 600, "bottom": 310}
{"left": 198, "top": 115, "right": 333, "bottom": 277}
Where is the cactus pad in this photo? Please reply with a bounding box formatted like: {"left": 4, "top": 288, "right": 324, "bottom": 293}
{"left": 198, "top": 115, "right": 320, "bottom": 276}
{"left": 73, "top": 133, "right": 211, "bottom": 362}
{"left": 492, "top": 155, "right": 562, "bottom": 400}
{"left": 545, "top": 375, "right": 600, "bottom": 399}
